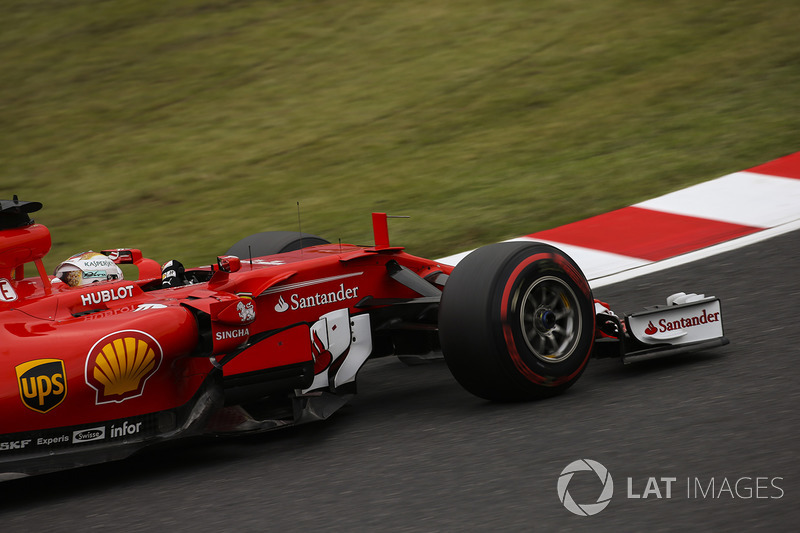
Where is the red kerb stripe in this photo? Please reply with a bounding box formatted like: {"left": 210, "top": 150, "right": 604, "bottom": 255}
{"left": 747, "top": 152, "right": 800, "bottom": 180}
{"left": 526, "top": 207, "right": 761, "bottom": 261}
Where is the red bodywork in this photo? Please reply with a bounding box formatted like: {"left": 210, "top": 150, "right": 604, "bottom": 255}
{"left": 1, "top": 211, "right": 452, "bottom": 477}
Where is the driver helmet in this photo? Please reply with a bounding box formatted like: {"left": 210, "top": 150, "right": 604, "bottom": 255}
{"left": 53, "top": 251, "right": 123, "bottom": 287}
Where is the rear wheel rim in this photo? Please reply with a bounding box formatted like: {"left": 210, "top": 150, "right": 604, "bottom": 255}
{"left": 519, "top": 276, "right": 582, "bottom": 363}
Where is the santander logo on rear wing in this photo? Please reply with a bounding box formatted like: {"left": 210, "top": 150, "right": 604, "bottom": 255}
{"left": 626, "top": 294, "right": 724, "bottom": 346}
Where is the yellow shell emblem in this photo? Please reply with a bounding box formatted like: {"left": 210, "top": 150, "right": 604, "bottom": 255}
{"left": 85, "top": 330, "right": 163, "bottom": 404}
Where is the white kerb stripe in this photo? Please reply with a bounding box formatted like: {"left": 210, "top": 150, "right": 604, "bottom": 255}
{"left": 438, "top": 237, "right": 650, "bottom": 280}
{"left": 506, "top": 238, "right": 651, "bottom": 280}
{"left": 635, "top": 172, "right": 800, "bottom": 228}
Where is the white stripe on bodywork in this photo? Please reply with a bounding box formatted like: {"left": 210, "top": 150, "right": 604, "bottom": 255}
{"left": 260, "top": 272, "right": 363, "bottom": 296}
{"left": 334, "top": 314, "right": 372, "bottom": 388}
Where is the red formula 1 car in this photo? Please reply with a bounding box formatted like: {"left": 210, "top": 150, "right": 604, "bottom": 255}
{"left": 0, "top": 198, "right": 728, "bottom": 479}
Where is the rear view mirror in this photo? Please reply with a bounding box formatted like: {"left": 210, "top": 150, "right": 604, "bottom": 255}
{"left": 217, "top": 255, "right": 241, "bottom": 273}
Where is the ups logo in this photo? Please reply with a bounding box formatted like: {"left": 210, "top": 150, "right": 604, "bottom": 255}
{"left": 16, "top": 359, "right": 67, "bottom": 413}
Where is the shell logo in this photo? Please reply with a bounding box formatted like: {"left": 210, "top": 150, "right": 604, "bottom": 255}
{"left": 85, "top": 330, "right": 163, "bottom": 404}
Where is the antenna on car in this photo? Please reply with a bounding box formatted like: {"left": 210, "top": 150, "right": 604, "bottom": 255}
{"left": 296, "top": 202, "right": 303, "bottom": 256}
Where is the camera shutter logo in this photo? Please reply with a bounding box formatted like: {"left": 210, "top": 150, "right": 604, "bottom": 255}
{"left": 557, "top": 459, "right": 614, "bottom": 516}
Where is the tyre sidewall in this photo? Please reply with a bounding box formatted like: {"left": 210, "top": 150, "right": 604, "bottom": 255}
{"left": 226, "top": 232, "right": 330, "bottom": 257}
{"left": 491, "top": 246, "right": 595, "bottom": 389}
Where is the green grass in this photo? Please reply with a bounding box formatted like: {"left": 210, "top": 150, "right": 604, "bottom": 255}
{"left": 1, "top": 0, "right": 798, "bottom": 270}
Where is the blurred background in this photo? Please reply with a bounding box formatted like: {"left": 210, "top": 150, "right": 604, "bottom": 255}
{"left": 1, "top": 0, "right": 798, "bottom": 270}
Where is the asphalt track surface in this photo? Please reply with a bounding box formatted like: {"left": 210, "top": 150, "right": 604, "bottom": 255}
{"left": 1, "top": 230, "right": 798, "bottom": 532}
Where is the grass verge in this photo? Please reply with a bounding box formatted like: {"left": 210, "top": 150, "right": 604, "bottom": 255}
{"left": 1, "top": 0, "right": 798, "bottom": 269}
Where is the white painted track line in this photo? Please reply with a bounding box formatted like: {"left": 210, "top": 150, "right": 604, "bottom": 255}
{"left": 588, "top": 218, "right": 800, "bottom": 288}
{"left": 436, "top": 152, "right": 800, "bottom": 288}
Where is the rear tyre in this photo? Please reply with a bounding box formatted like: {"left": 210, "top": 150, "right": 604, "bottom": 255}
{"left": 226, "top": 231, "right": 330, "bottom": 258}
{"left": 439, "top": 242, "right": 595, "bottom": 401}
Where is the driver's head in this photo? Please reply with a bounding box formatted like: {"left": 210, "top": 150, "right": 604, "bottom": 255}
{"left": 54, "top": 251, "right": 123, "bottom": 287}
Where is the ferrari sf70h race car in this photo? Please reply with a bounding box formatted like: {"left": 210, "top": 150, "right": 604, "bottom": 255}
{"left": 0, "top": 197, "right": 728, "bottom": 479}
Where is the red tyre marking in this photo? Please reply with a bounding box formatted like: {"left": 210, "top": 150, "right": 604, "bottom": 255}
{"left": 499, "top": 252, "right": 593, "bottom": 386}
